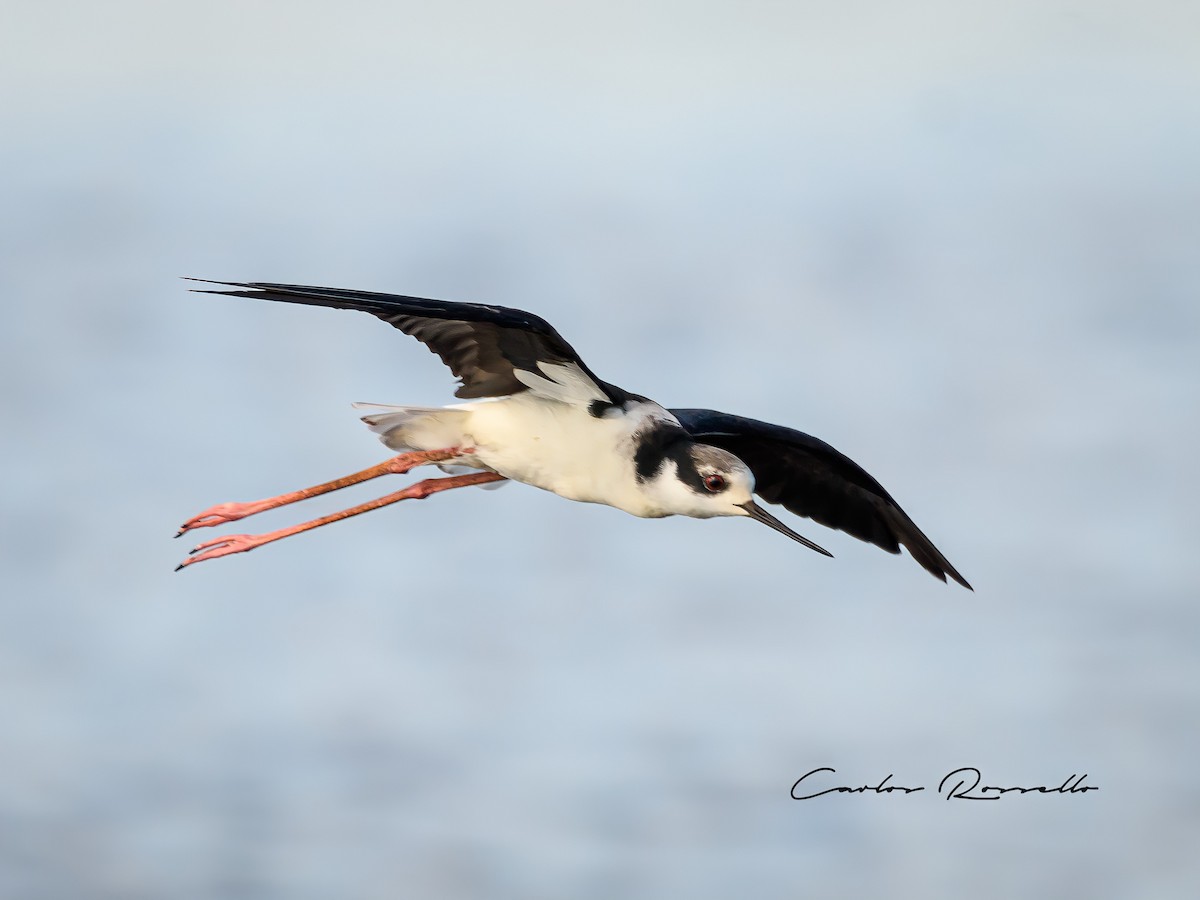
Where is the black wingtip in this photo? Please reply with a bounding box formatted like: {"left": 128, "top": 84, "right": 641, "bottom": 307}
{"left": 182, "top": 276, "right": 255, "bottom": 296}
{"left": 920, "top": 555, "right": 972, "bottom": 591}
{"left": 920, "top": 557, "right": 973, "bottom": 591}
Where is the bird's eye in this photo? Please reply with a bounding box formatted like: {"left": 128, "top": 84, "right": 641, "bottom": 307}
{"left": 703, "top": 474, "right": 727, "bottom": 493}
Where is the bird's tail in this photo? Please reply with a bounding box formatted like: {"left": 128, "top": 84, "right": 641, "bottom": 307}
{"left": 351, "top": 403, "right": 507, "bottom": 487}
{"left": 353, "top": 402, "right": 448, "bottom": 449}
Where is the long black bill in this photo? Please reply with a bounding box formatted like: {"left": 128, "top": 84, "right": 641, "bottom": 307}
{"left": 740, "top": 501, "right": 833, "bottom": 557}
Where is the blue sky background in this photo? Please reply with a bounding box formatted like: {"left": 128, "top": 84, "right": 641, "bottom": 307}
{"left": 2, "top": 2, "right": 1197, "bottom": 897}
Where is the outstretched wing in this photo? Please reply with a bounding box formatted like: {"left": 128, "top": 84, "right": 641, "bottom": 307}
{"left": 188, "top": 279, "right": 627, "bottom": 404}
{"left": 672, "top": 408, "right": 972, "bottom": 589}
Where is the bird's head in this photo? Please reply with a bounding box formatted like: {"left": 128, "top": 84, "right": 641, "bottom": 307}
{"left": 649, "top": 442, "right": 832, "bottom": 555}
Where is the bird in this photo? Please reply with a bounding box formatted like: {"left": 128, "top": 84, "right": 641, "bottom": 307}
{"left": 174, "top": 279, "right": 971, "bottom": 588}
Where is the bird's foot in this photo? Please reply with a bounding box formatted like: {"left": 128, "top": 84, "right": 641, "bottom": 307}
{"left": 176, "top": 500, "right": 275, "bottom": 537}
{"left": 175, "top": 533, "right": 265, "bottom": 570}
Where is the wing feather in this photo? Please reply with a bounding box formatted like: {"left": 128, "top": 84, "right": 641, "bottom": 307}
{"left": 673, "top": 408, "right": 972, "bottom": 589}
{"left": 187, "top": 279, "right": 625, "bottom": 404}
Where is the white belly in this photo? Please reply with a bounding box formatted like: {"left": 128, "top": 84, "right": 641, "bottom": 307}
{"left": 460, "top": 395, "right": 667, "bottom": 517}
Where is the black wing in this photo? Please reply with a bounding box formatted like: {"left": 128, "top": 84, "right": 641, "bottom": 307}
{"left": 188, "top": 279, "right": 626, "bottom": 402}
{"left": 672, "top": 409, "right": 972, "bottom": 589}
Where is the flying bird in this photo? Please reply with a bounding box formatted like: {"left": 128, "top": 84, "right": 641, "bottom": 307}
{"left": 175, "top": 280, "right": 971, "bottom": 588}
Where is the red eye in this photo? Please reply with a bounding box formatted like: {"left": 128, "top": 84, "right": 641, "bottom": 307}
{"left": 704, "top": 474, "right": 727, "bottom": 493}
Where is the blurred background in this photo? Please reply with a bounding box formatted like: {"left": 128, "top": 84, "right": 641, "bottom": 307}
{"left": 2, "top": 1, "right": 1197, "bottom": 897}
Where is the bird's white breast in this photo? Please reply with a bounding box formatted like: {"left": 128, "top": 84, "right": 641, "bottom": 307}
{"left": 459, "top": 394, "right": 674, "bottom": 517}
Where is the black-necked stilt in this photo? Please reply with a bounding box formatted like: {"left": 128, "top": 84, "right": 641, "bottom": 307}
{"left": 175, "top": 280, "right": 971, "bottom": 588}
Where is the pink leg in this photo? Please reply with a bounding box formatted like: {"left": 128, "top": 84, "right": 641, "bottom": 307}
{"left": 176, "top": 470, "right": 507, "bottom": 571}
{"left": 176, "top": 448, "right": 470, "bottom": 537}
